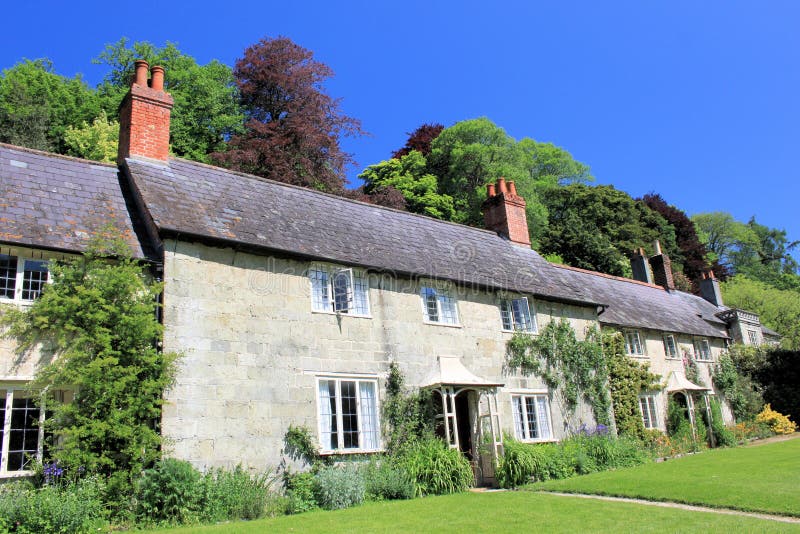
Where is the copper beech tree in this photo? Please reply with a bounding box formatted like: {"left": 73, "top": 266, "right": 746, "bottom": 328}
{"left": 213, "top": 36, "right": 362, "bottom": 193}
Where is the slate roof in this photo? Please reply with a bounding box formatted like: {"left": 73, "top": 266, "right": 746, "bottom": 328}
{"left": 0, "top": 144, "right": 150, "bottom": 259}
{"left": 551, "top": 264, "right": 729, "bottom": 338}
{"left": 124, "top": 157, "right": 600, "bottom": 306}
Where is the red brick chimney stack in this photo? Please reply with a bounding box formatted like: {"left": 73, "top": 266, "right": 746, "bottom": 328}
{"left": 117, "top": 60, "right": 174, "bottom": 164}
{"left": 482, "top": 177, "right": 531, "bottom": 247}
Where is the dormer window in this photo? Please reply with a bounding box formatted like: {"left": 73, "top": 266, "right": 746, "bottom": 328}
{"left": 309, "top": 264, "right": 370, "bottom": 316}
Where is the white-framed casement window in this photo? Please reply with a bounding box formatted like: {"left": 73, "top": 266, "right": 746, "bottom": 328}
{"left": 510, "top": 393, "right": 552, "bottom": 441}
{"left": 639, "top": 394, "right": 659, "bottom": 430}
{"left": 420, "top": 286, "right": 459, "bottom": 325}
{"left": 693, "top": 338, "right": 712, "bottom": 361}
{"left": 625, "top": 330, "right": 645, "bottom": 356}
{"left": 316, "top": 376, "right": 380, "bottom": 453}
{"left": 499, "top": 297, "right": 537, "bottom": 333}
{"left": 0, "top": 387, "right": 44, "bottom": 475}
{"left": 309, "top": 264, "right": 370, "bottom": 316}
{"left": 0, "top": 254, "right": 49, "bottom": 303}
{"left": 747, "top": 329, "right": 760, "bottom": 345}
{"left": 662, "top": 334, "right": 679, "bottom": 359}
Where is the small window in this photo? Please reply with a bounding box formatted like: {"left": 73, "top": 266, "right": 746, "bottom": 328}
{"left": 309, "top": 265, "right": 369, "bottom": 316}
{"left": 639, "top": 394, "right": 659, "bottom": 429}
{"left": 0, "top": 255, "right": 49, "bottom": 303}
{"left": 317, "top": 377, "right": 380, "bottom": 453}
{"left": 500, "top": 297, "right": 537, "bottom": 333}
{"left": 511, "top": 394, "right": 552, "bottom": 441}
{"left": 0, "top": 389, "right": 43, "bottom": 473}
{"left": 747, "top": 329, "right": 759, "bottom": 345}
{"left": 625, "top": 331, "right": 645, "bottom": 356}
{"left": 693, "top": 338, "right": 712, "bottom": 361}
{"left": 662, "top": 334, "right": 678, "bottom": 359}
{"left": 420, "top": 286, "right": 459, "bottom": 325}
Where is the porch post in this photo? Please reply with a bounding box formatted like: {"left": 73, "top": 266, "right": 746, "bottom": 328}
{"left": 704, "top": 394, "right": 715, "bottom": 448}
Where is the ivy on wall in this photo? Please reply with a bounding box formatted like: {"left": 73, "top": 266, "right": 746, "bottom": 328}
{"left": 506, "top": 319, "right": 611, "bottom": 426}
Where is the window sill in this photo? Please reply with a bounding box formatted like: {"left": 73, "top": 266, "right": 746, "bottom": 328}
{"left": 501, "top": 329, "right": 538, "bottom": 335}
{"left": 423, "top": 320, "right": 462, "bottom": 329}
{"left": 627, "top": 354, "right": 648, "bottom": 359}
{"left": 517, "top": 438, "right": 557, "bottom": 444}
{"left": 319, "top": 448, "right": 383, "bottom": 456}
{"left": 311, "top": 309, "right": 372, "bottom": 319}
{"left": 0, "top": 470, "right": 34, "bottom": 479}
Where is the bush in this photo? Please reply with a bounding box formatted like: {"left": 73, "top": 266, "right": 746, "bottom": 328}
{"left": 732, "top": 420, "right": 774, "bottom": 441}
{"left": 135, "top": 458, "right": 203, "bottom": 525}
{"left": 756, "top": 404, "right": 798, "bottom": 434}
{"left": 313, "top": 464, "right": 365, "bottom": 510}
{"left": 361, "top": 460, "right": 415, "bottom": 501}
{"left": 0, "top": 477, "right": 107, "bottom": 533}
{"left": 496, "top": 439, "right": 549, "bottom": 487}
{"left": 202, "top": 466, "right": 282, "bottom": 521}
{"left": 285, "top": 471, "right": 318, "bottom": 514}
{"left": 707, "top": 398, "right": 737, "bottom": 447}
{"left": 394, "top": 437, "right": 473, "bottom": 496}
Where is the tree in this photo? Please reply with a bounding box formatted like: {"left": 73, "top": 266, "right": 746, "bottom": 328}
{"left": 540, "top": 184, "right": 680, "bottom": 277}
{"left": 0, "top": 59, "right": 100, "bottom": 152}
{"left": 392, "top": 123, "right": 444, "bottom": 158}
{"left": 0, "top": 233, "right": 178, "bottom": 499}
{"left": 359, "top": 150, "right": 455, "bottom": 219}
{"left": 213, "top": 36, "right": 362, "bottom": 193}
{"left": 641, "top": 193, "right": 724, "bottom": 285}
{"left": 63, "top": 110, "right": 119, "bottom": 163}
{"left": 721, "top": 276, "right": 800, "bottom": 350}
{"left": 94, "top": 38, "right": 245, "bottom": 163}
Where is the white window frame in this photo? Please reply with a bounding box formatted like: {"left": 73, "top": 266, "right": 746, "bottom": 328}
{"left": 315, "top": 375, "right": 381, "bottom": 454}
{"left": 308, "top": 264, "right": 370, "bottom": 317}
{"left": 625, "top": 330, "right": 645, "bottom": 356}
{"left": 639, "top": 394, "right": 659, "bottom": 430}
{"left": 510, "top": 392, "right": 553, "bottom": 442}
{"left": 499, "top": 296, "right": 537, "bottom": 333}
{"left": 0, "top": 254, "right": 49, "bottom": 304}
{"left": 420, "top": 285, "right": 460, "bottom": 326}
{"left": 662, "top": 334, "right": 679, "bottom": 359}
{"left": 0, "top": 386, "right": 45, "bottom": 476}
{"left": 693, "top": 338, "right": 712, "bottom": 361}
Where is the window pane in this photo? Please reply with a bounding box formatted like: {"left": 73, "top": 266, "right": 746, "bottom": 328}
{"left": 318, "top": 380, "right": 337, "bottom": 450}
{"left": 511, "top": 298, "right": 532, "bottom": 331}
{"left": 21, "top": 260, "right": 47, "bottom": 301}
{"left": 310, "top": 269, "right": 331, "bottom": 312}
{"left": 511, "top": 396, "right": 524, "bottom": 439}
{"left": 359, "top": 382, "right": 378, "bottom": 450}
{"left": 332, "top": 270, "right": 352, "bottom": 313}
{"left": 0, "top": 390, "right": 5, "bottom": 467}
{"left": 8, "top": 396, "right": 39, "bottom": 471}
{"left": 352, "top": 271, "right": 370, "bottom": 315}
{"left": 500, "top": 301, "right": 513, "bottom": 331}
{"left": 639, "top": 397, "right": 651, "bottom": 428}
{"left": 421, "top": 287, "right": 439, "bottom": 322}
{"left": 438, "top": 293, "right": 458, "bottom": 324}
{"left": 0, "top": 255, "right": 17, "bottom": 299}
{"left": 340, "top": 381, "right": 359, "bottom": 449}
{"left": 663, "top": 335, "right": 677, "bottom": 358}
{"left": 535, "top": 396, "right": 551, "bottom": 439}
{"left": 525, "top": 397, "right": 539, "bottom": 439}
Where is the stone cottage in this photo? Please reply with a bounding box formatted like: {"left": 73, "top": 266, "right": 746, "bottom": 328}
{"left": 0, "top": 61, "right": 775, "bottom": 480}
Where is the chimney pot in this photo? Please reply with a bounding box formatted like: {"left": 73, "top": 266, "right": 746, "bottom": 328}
{"left": 134, "top": 60, "right": 149, "bottom": 86}
{"left": 497, "top": 177, "right": 508, "bottom": 194}
{"left": 150, "top": 66, "right": 165, "bottom": 91}
{"left": 486, "top": 183, "right": 496, "bottom": 197}
{"left": 653, "top": 240, "right": 662, "bottom": 255}
{"left": 508, "top": 181, "right": 517, "bottom": 196}
{"left": 699, "top": 269, "right": 723, "bottom": 306}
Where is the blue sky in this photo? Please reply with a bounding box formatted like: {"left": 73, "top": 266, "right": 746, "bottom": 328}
{"left": 2, "top": 1, "right": 798, "bottom": 255}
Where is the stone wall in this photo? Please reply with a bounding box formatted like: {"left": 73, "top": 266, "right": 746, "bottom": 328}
{"left": 160, "top": 238, "right": 599, "bottom": 470}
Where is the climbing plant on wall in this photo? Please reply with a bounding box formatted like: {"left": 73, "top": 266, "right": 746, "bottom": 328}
{"left": 506, "top": 319, "right": 611, "bottom": 426}
{"left": 604, "top": 330, "right": 663, "bottom": 439}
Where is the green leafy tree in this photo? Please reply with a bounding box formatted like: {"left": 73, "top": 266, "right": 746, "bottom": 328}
{"left": 94, "top": 38, "right": 244, "bottom": 163}
{"left": 0, "top": 232, "right": 178, "bottom": 500}
{"left": 0, "top": 59, "right": 100, "bottom": 152}
{"left": 540, "top": 184, "right": 680, "bottom": 277}
{"left": 721, "top": 276, "right": 800, "bottom": 349}
{"left": 359, "top": 150, "right": 455, "bottom": 219}
{"left": 63, "top": 110, "right": 119, "bottom": 163}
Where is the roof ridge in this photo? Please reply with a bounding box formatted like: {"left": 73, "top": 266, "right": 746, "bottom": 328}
{"left": 0, "top": 142, "right": 117, "bottom": 168}
{"left": 151, "top": 155, "right": 504, "bottom": 238}
{"left": 551, "top": 262, "right": 666, "bottom": 290}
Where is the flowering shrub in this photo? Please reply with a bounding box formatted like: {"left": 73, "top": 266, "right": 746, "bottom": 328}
{"left": 756, "top": 404, "right": 797, "bottom": 435}
{"left": 732, "top": 421, "right": 774, "bottom": 441}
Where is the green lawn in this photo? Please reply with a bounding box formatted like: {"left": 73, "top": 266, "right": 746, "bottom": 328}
{"left": 533, "top": 437, "right": 800, "bottom": 516}
{"left": 153, "top": 491, "right": 798, "bottom": 533}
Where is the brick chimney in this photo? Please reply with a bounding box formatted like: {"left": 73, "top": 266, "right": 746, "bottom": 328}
{"left": 117, "top": 60, "right": 174, "bottom": 164}
{"left": 648, "top": 240, "right": 675, "bottom": 290}
{"left": 630, "top": 247, "right": 653, "bottom": 283}
{"left": 699, "top": 270, "right": 723, "bottom": 306}
{"left": 482, "top": 177, "right": 530, "bottom": 247}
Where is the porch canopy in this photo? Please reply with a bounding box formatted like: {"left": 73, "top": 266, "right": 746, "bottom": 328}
{"left": 665, "top": 371, "right": 710, "bottom": 393}
{"left": 665, "top": 371, "right": 714, "bottom": 446}
{"left": 421, "top": 356, "right": 504, "bottom": 465}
